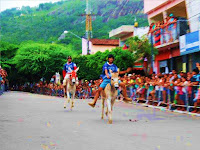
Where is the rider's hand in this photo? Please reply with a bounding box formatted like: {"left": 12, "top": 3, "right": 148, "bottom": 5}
{"left": 107, "top": 75, "right": 110, "bottom": 79}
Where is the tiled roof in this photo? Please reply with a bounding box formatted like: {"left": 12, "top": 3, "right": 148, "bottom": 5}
{"left": 90, "top": 39, "right": 119, "bottom": 46}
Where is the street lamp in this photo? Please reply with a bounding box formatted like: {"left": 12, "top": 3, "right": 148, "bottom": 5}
{"left": 58, "top": 30, "right": 90, "bottom": 55}
{"left": 58, "top": 30, "right": 82, "bottom": 40}
{"left": 63, "top": 30, "right": 82, "bottom": 40}
{"left": 64, "top": 30, "right": 90, "bottom": 55}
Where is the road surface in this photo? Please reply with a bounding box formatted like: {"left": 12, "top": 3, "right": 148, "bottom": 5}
{"left": 0, "top": 91, "right": 199, "bottom": 150}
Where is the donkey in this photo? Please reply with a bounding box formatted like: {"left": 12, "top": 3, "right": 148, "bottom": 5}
{"left": 101, "top": 69, "right": 119, "bottom": 124}
{"left": 63, "top": 67, "right": 79, "bottom": 110}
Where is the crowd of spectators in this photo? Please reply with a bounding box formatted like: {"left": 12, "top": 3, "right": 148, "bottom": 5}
{"left": 0, "top": 66, "right": 8, "bottom": 95}
{"left": 10, "top": 79, "right": 100, "bottom": 99}
{"left": 9, "top": 63, "right": 200, "bottom": 113}
{"left": 123, "top": 68, "right": 200, "bottom": 113}
{"left": 148, "top": 14, "right": 178, "bottom": 46}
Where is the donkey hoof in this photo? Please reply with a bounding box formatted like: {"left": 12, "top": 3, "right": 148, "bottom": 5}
{"left": 64, "top": 106, "right": 66, "bottom": 109}
{"left": 101, "top": 116, "right": 104, "bottom": 120}
{"left": 105, "top": 112, "right": 108, "bottom": 116}
{"left": 108, "top": 120, "right": 113, "bottom": 124}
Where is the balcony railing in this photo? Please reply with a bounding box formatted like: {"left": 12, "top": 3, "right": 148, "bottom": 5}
{"left": 148, "top": 14, "right": 200, "bottom": 48}
{"left": 148, "top": 19, "right": 190, "bottom": 47}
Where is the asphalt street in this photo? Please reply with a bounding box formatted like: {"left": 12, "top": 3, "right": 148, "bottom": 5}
{"left": 0, "top": 91, "right": 200, "bottom": 150}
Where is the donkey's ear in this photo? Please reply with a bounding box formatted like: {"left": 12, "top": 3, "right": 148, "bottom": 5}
{"left": 75, "top": 67, "right": 79, "bottom": 72}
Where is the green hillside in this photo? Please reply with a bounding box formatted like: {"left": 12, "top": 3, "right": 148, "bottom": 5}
{"left": 0, "top": 0, "right": 147, "bottom": 44}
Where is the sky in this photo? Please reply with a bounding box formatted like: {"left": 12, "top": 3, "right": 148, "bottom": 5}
{"left": 0, "top": 0, "right": 62, "bottom": 12}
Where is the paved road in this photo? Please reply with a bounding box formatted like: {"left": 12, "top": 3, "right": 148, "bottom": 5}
{"left": 0, "top": 91, "right": 200, "bottom": 150}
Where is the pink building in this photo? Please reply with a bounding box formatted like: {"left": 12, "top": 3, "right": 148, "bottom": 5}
{"left": 144, "top": 0, "right": 189, "bottom": 73}
{"left": 144, "top": 0, "right": 187, "bottom": 22}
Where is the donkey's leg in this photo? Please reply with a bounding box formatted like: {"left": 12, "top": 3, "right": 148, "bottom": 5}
{"left": 71, "top": 92, "right": 75, "bottom": 109}
{"left": 109, "top": 98, "right": 116, "bottom": 123}
{"left": 105, "top": 107, "right": 108, "bottom": 116}
{"left": 67, "top": 90, "right": 71, "bottom": 109}
{"left": 63, "top": 86, "right": 67, "bottom": 109}
{"left": 111, "top": 98, "right": 116, "bottom": 111}
{"left": 107, "top": 96, "right": 112, "bottom": 124}
{"left": 101, "top": 97, "right": 105, "bottom": 119}
{"left": 65, "top": 79, "right": 70, "bottom": 103}
{"left": 67, "top": 87, "right": 70, "bottom": 104}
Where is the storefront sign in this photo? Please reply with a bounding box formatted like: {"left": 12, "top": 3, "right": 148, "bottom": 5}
{"left": 180, "top": 30, "right": 200, "bottom": 55}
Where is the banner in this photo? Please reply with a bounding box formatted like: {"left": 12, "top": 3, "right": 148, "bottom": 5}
{"left": 180, "top": 30, "right": 200, "bottom": 55}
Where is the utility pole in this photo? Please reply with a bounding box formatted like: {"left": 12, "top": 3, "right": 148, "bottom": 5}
{"left": 85, "top": 0, "right": 92, "bottom": 55}
{"left": 79, "top": 0, "right": 96, "bottom": 55}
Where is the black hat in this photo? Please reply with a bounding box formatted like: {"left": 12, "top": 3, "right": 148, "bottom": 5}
{"left": 67, "top": 56, "right": 72, "bottom": 59}
{"left": 108, "top": 54, "right": 114, "bottom": 59}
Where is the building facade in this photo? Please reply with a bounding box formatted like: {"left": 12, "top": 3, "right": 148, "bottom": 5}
{"left": 82, "top": 38, "right": 119, "bottom": 55}
{"left": 144, "top": 0, "right": 200, "bottom": 73}
{"left": 109, "top": 25, "right": 149, "bottom": 46}
{"left": 109, "top": 25, "right": 149, "bottom": 71}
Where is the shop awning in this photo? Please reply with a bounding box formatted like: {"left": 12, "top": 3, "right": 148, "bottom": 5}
{"left": 133, "top": 62, "right": 143, "bottom": 70}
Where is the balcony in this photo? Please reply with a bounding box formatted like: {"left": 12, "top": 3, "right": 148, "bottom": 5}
{"left": 109, "top": 25, "right": 134, "bottom": 38}
{"left": 148, "top": 19, "right": 190, "bottom": 50}
{"left": 145, "top": 0, "right": 186, "bottom": 20}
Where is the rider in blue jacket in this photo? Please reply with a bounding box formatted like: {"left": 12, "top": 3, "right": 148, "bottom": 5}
{"left": 88, "top": 54, "right": 132, "bottom": 107}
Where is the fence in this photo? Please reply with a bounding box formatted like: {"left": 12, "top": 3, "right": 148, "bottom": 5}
{"left": 0, "top": 83, "right": 5, "bottom": 95}
{"left": 10, "top": 83, "right": 200, "bottom": 116}
{"left": 126, "top": 84, "right": 200, "bottom": 115}
{"left": 10, "top": 85, "right": 92, "bottom": 99}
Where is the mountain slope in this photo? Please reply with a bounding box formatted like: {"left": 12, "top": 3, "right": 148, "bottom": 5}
{"left": 0, "top": 0, "right": 147, "bottom": 44}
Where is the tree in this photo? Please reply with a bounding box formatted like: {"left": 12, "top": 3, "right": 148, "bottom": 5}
{"left": 73, "top": 55, "right": 98, "bottom": 80}
{"left": 13, "top": 42, "right": 73, "bottom": 82}
{"left": 0, "top": 0, "right": 147, "bottom": 44}
{"left": 56, "top": 34, "right": 82, "bottom": 55}
{"left": 125, "top": 36, "right": 158, "bottom": 75}
{"left": 111, "top": 47, "right": 134, "bottom": 69}
{"left": 73, "top": 47, "right": 134, "bottom": 80}
{"left": 0, "top": 41, "right": 18, "bottom": 69}
{"left": 0, "top": 41, "right": 18, "bottom": 85}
